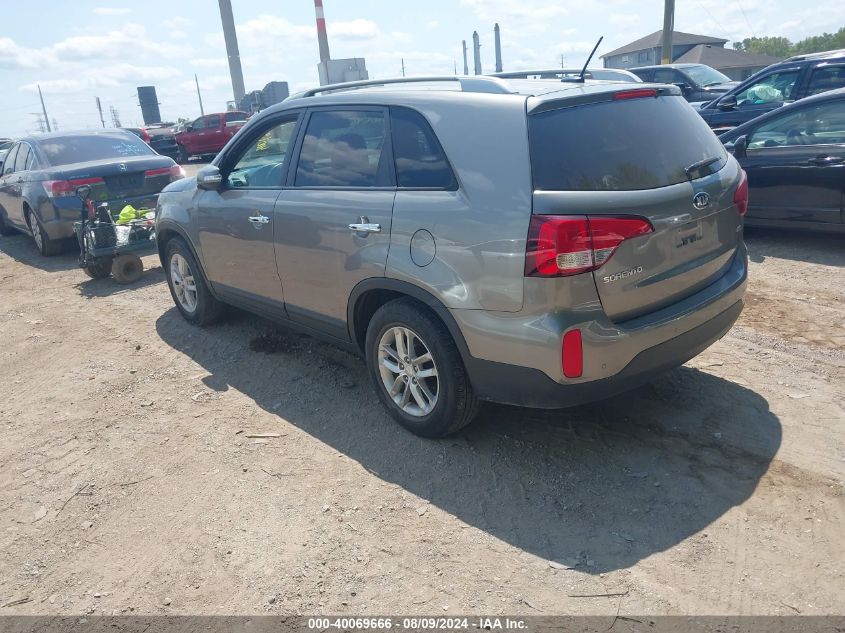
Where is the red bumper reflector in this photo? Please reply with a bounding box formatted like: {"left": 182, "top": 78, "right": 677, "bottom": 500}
{"left": 562, "top": 329, "right": 583, "bottom": 378}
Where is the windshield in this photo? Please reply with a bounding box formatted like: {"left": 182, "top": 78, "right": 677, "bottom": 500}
{"left": 529, "top": 95, "right": 727, "bottom": 191}
{"left": 683, "top": 64, "right": 731, "bottom": 86}
{"left": 37, "top": 132, "right": 154, "bottom": 167}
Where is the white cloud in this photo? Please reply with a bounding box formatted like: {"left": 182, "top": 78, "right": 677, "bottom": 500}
{"left": 20, "top": 64, "right": 182, "bottom": 94}
{"left": 190, "top": 57, "right": 228, "bottom": 69}
{"left": 329, "top": 19, "right": 381, "bottom": 41}
{"left": 93, "top": 7, "right": 132, "bottom": 15}
{"left": 0, "top": 37, "right": 57, "bottom": 68}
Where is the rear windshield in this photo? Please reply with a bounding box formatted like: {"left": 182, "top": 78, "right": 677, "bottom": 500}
{"left": 38, "top": 133, "right": 154, "bottom": 167}
{"left": 529, "top": 95, "right": 727, "bottom": 191}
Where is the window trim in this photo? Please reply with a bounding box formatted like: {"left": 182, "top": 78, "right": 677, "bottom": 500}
{"left": 388, "top": 106, "right": 460, "bottom": 192}
{"left": 217, "top": 111, "right": 304, "bottom": 190}
{"left": 286, "top": 105, "right": 397, "bottom": 191}
{"left": 13, "top": 142, "right": 32, "bottom": 174}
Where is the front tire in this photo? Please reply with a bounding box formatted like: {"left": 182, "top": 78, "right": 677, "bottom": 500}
{"left": 164, "top": 237, "right": 225, "bottom": 325}
{"left": 83, "top": 257, "right": 113, "bottom": 279}
{"left": 365, "top": 298, "right": 479, "bottom": 438}
{"left": 0, "top": 214, "right": 16, "bottom": 236}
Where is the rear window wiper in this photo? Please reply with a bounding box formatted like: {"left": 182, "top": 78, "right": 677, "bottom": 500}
{"left": 684, "top": 156, "right": 721, "bottom": 180}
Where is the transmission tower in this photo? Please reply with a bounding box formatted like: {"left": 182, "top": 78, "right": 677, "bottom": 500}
{"left": 110, "top": 106, "right": 122, "bottom": 128}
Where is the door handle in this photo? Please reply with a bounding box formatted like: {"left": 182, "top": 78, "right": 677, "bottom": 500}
{"left": 808, "top": 156, "right": 845, "bottom": 166}
{"left": 248, "top": 214, "right": 270, "bottom": 225}
{"left": 348, "top": 222, "right": 381, "bottom": 234}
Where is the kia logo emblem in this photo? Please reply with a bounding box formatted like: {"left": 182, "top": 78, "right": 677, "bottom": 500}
{"left": 692, "top": 191, "right": 710, "bottom": 210}
{"left": 118, "top": 163, "right": 127, "bottom": 172}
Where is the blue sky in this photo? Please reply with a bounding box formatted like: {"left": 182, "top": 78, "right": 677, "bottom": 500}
{"left": 1, "top": 0, "right": 841, "bottom": 135}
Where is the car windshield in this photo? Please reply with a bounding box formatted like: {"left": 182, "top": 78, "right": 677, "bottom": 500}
{"left": 37, "top": 133, "right": 154, "bottom": 167}
{"left": 684, "top": 65, "right": 731, "bottom": 86}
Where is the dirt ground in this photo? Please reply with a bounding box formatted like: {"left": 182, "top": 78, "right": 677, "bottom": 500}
{"left": 0, "top": 215, "right": 842, "bottom": 618}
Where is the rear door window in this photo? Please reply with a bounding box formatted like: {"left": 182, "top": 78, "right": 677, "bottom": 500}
{"left": 529, "top": 95, "right": 727, "bottom": 191}
{"left": 204, "top": 115, "right": 221, "bottom": 129}
{"left": 294, "top": 109, "right": 390, "bottom": 188}
{"left": 806, "top": 65, "right": 845, "bottom": 96}
{"left": 652, "top": 68, "right": 679, "bottom": 84}
{"left": 13, "top": 145, "right": 30, "bottom": 173}
{"left": 390, "top": 107, "right": 456, "bottom": 189}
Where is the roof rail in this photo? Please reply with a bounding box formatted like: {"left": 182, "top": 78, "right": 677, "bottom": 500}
{"left": 291, "top": 75, "right": 515, "bottom": 99}
{"left": 785, "top": 48, "right": 845, "bottom": 62}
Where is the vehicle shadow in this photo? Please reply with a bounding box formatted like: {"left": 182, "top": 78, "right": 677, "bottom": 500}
{"left": 0, "top": 233, "right": 80, "bottom": 273}
{"left": 155, "top": 309, "right": 781, "bottom": 574}
{"left": 745, "top": 227, "right": 844, "bottom": 266}
{"left": 75, "top": 264, "right": 165, "bottom": 299}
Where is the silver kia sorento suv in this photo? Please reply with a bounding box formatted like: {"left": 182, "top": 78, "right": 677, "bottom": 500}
{"left": 155, "top": 76, "right": 748, "bottom": 438}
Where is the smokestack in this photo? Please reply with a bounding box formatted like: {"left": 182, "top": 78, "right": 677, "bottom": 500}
{"left": 218, "top": 0, "right": 246, "bottom": 103}
{"left": 314, "top": 0, "right": 331, "bottom": 63}
{"left": 462, "top": 40, "right": 469, "bottom": 75}
{"left": 472, "top": 31, "right": 481, "bottom": 75}
{"left": 494, "top": 23, "right": 503, "bottom": 72}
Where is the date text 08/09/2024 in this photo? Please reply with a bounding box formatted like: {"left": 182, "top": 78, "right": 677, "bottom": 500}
{"left": 307, "top": 617, "right": 529, "bottom": 630}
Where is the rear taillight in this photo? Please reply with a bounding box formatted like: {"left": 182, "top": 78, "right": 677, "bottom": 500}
{"left": 562, "top": 329, "right": 583, "bottom": 378}
{"left": 141, "top": 129, "right": 151, "bottom": 144}
{"left": 145, "top": 165, "right": 185, "bottom": 181}
{"left": 42, "top": 177, "right": 104, "bottom": 198}
{"left": 525, "top": 215, "right": 653, "bottom": 277}
{"left": 733, "top": 169, "right": 748, "bottom": 216}
{"left": 613, "top": 88, "right": 659, "bottom": 100}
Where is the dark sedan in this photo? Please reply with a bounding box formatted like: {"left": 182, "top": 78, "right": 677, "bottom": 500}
{"left": 719, "top": 87, "right": 845, "bottom": 233}
{"left": 630, "top": 63, "right": 738, "bottom": 102}
{"left": 0, "top": 129, "right": 184, "bottom": 255}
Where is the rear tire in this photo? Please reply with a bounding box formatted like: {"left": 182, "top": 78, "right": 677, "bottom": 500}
{"left": 164, "top": 237, "right": 225, "bottom": 325}
{"left": 365, "top": 298, "right": 479, "bottom": 438}
{"left": 27, "top": 209, "right": 62, "bottom": 256}
{"left": 111, "top": 254, "right": 144, "bottom": 284}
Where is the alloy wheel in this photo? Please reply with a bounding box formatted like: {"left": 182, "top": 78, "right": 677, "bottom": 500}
{"left": 170, "top": 253, "right": 198, "bottom": 313}
{"left": 377, "top": 326, "right": 439, "bottom": 417}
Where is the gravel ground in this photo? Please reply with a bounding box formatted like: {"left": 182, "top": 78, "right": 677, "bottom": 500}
{"left": 0, "top": 222, "right": 842, "bottom": 617}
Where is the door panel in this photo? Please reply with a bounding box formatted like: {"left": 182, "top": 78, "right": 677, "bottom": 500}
{"left": 274, "top": 190, "right": 395, "bottom": 334}
{"left": 274, "top": 108, "right": 395, "bottom": 337}
{"left": 195, "top": 188, "right": 286, "bottom": 311}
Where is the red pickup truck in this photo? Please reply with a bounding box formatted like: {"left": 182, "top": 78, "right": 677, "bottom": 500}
{"left": 175, "top": 111, "right": 248, "bottom": 162}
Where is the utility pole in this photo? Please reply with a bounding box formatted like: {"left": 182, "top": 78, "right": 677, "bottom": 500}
{"left": 494, "top": 23, "right": 503, "bottom": 73}
{"left": 661, "top": 0, "right": 675, "bottom": 64}
{"left": 462, "top": 40, "right": 469, "bottom": 75}
{"left": 218, "top": 0, "right": 246, "bottom": 102}
{"left": 195, "top": 74, "right": 205, "bottom": 116}
{"left": 401, "top": 58, "right": 405, "bottom": 77}
{"left": 95, "top": 97, "right": 106, "bottom": 127}
{"left": 37, "top": 84, "right": 52, "bottom": 132}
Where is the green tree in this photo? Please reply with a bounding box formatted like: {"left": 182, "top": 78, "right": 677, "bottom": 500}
{"left": 792, "top": 27, "right": 845, "bottom": 54}
{"left": 733, "top": 36, "right": 794, "bottom": 57}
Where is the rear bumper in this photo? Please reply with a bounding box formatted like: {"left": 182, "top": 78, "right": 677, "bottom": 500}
{"left": 467, "top": 299, "right": 743, "bottom": 408}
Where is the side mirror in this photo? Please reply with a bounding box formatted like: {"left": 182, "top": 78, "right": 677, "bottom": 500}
{"left": 197, "top": 165, "right": 223, "bottom": 191}
{"left": 76, "top": 184, "right": 92, "bottom": 200}
{"left": 185, "top": 125, "right": 194, "bottom": 133}
{"left": 674, "top": 82, "right": 692, "bottom": 94}
{"left": 733, "top": 135, "right": 748, "bottom": 159}
{"left": 719, "top": 94, "right": 738, "bottom": 110}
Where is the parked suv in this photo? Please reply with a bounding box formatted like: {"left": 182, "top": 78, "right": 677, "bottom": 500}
{"left": 631, "top": 63, "right": 738, "bottom": 102}
{"left": 175, "top": 111, "right": 248, "bottom": 163}
{"left": 696, "top": 49, "right": 845, "bottom": 130}
{"left": 155, "top": 76, "right": 748, "bottom": 437}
